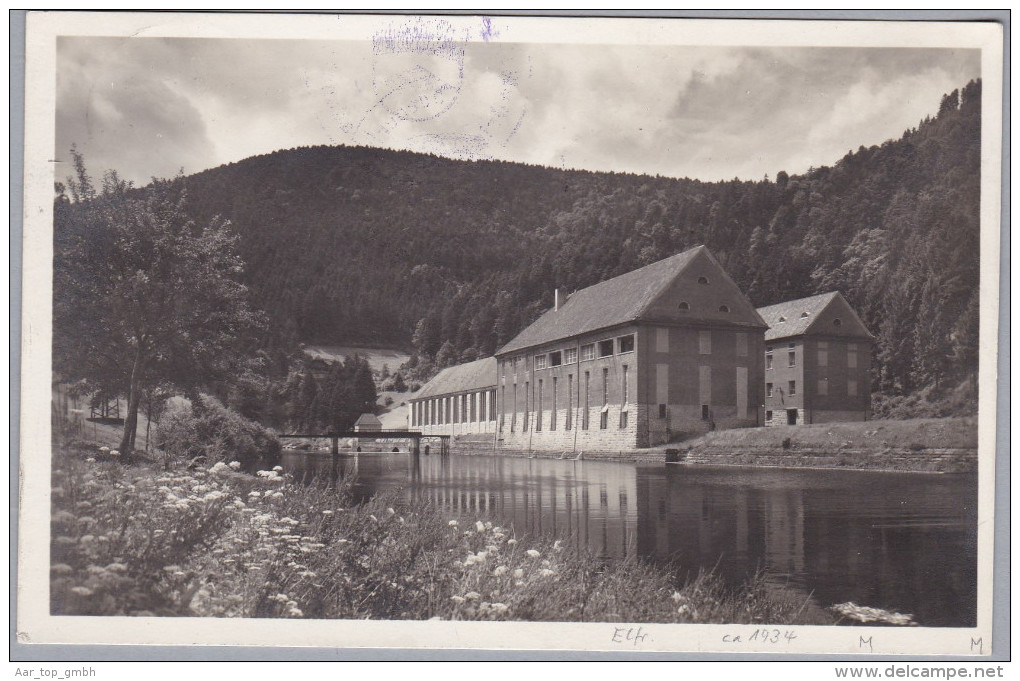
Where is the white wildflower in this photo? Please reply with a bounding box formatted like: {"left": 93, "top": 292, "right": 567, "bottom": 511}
{"left": 490, "top": 602, "right": 509, "bottom": 614}
{"left": 493, "top": 566, "right": 508, "bottom": 577}
{"left": 513, "top": 569, "right": 524, "bottom": 579}
{"left": 526, "top": 549, "right": 540, "bottom": 558}
{"left": 539, "top": 569, "right": 556, "bottom": 577}
{"left": 507, "top": 538, "right": 518, "bottom": 545}
{"left": 450, "top": 595, "right": 466, "bottom": 604}
{"left": 228, "top": 461, "right": 242, "bottom": 470}
{"left": 448, "top": 520, "right": 458, "bottom": 527}
{"left": 475, "top": 521, "right": 486, "bottom": 533}
{"left": 465, "top": 591, "right": 481, "bottom": 600}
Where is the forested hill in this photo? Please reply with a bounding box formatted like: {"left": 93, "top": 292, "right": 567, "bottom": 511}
{"left": 180, "top": 80, "right": 981, "bottom": 408}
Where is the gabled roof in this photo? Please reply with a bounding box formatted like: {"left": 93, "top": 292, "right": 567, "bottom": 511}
{"left": 497, "top": 245, "right": 765, "bottom": 355}
{"left": 757, "top": 291, "right": 874, "bottom": 341}
{"left": 354, "top": 413, "right": 382, "bottom": 426}
{"left": 413, "top": 356, "right": 496, "bottom": 400}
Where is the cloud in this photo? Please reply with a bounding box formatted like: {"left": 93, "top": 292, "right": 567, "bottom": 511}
{"left": 55, "top": 37, "right": 981, "bottom": 185}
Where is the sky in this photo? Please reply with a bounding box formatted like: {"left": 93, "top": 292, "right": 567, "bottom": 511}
{"left": 55, "top": 29, "right": 981, "bottom": 186}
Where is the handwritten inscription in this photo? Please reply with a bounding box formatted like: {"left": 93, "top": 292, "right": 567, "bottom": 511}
{"left": 722, "top": 628, "right": 798, "bottom": 645}
{"left": 611, "top": 626, "right": 651, "bottom": 647}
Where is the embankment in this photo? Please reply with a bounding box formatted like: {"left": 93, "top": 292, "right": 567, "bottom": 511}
{"left": 451, "top": 417, "right": 978, "bottom": 472}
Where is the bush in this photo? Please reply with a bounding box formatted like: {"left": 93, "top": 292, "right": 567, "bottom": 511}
{"left": 155, "top": 395, "right": 281, "bottom": 472}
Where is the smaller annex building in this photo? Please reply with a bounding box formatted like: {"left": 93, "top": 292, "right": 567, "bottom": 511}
{"left": 408, "top": 356, "right": 498, "bottom": 438}
{"left": 495, "top": 245, "right": 767, "bottom": 452}
{"left": 353, "top": 413, "right": 382, "bottom": 432}
{"left": 757, "top": 292, "right": 875, "bottom": 426}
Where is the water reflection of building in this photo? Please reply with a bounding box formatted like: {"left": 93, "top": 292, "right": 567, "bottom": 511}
{"left": 635, "top": 470, "right": 805, "bottom": 584}
{"left": 412, "top": 456, "right": 638, "bottom": 559}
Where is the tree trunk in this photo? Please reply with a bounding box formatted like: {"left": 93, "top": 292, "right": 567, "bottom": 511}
{"left": 119, "top": 347, "right": 145, "bottom": 456}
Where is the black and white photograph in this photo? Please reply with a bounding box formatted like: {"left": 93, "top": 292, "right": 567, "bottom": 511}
{"left": 15, "top": 12, "right": 1005, "bottom": 657}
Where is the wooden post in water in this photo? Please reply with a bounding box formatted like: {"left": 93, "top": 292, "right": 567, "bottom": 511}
{"left": 412, "top": 434, "right": 420, "bottom": 457}
{"left": 329, "top": 430, "right": 339, "bottom": 489}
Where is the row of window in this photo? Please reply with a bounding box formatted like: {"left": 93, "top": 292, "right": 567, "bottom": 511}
{"left": 411, "top": 390, "right": 497, "bottom": 427}
{"left": 775, "top": 313, "right": 843, "bottom": 328}
{"left": 766, "top": 379, "right": 859, "bottom": 398}
{"left": 502, "top": 366, "right": 630, "bottom": 432}
{"left": 766, "top": 342, "right": 859, "bottom": 369}
{"left": 511, "top": 330, "right": 754, "bottom": 377}
{"left": 677, "top": 301, "right": 731, "bottom": 313}
{"left": 516, "top": 334, "right": 636, "bottom": 374}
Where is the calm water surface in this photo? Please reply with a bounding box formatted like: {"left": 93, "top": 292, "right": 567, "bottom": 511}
{"left": 281, "top": 451, "right": 977, "bottom": 626}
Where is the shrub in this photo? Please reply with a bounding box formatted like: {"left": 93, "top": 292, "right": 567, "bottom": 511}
{"left": 155, "top": 395, "right": 281, "bottom": 472}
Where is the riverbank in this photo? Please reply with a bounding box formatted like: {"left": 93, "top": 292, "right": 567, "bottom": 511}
{"left": 451, "top": 417, "right": 977, "bottom": 473}
{"left": 49, "top": 442, "right": 834, "bottom": 624}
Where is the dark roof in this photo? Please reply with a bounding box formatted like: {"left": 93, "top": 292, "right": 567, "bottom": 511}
{"left": 757, "top": 292, "right": 873, "bottom": 341}
{"left": 497, "top": 245, "right": 764, "bottom": 355}
{"left": 354, "top": 413, "right": 382, "bottom": 426}
{"left": 413, "top": 356, "right": 496, "bottom": 400}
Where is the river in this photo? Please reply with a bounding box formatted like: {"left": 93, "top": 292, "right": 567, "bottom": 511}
{"left": 281, "top": 451, "right": 977, "bottom": 627}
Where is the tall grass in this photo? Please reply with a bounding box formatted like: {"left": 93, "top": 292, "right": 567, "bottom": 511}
{"left": 50, "top": 443, "right": 832, "bottom": 624}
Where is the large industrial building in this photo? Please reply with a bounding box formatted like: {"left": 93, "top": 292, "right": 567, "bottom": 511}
{"left": 408, "top": 246, "right": 874, "bottom": 452}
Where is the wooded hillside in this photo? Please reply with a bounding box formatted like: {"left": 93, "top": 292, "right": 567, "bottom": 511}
{"left": 170, "top": 80, "right": 982, "bottom": 413}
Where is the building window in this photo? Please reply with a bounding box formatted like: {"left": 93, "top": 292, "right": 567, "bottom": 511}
{"left": 766, "top": 410, "right": 773, "bottom": 421}
{"left": 678, "top": 301, "right": 690, "bottom": 311}
{"left": 490, "top": 390, "right": 496, "bottom": 422}
{"left": 766, "top": 346, "right": 773, "bottom": 370}
{"left": 658, "top": 403, "right": 667, "bottom": 419}
{"left": 564, "top": 347, "right": 577, "bottom": 364}
{"left": 622, "top": 365, "right": 629, "bottom": 404}
{"left": 602, "top": 368, "right": 609, "bottom": 405}
{"left": 523, "top": 382, "right": 530, "bottom": 431}
{"left": 833, "top": 318, "right": 843, "bottom": 327}
{"left": 778, "top": 316, "right": 786, "bottom": 323}
{"left": 818, "top": 340, "right": 828, "bottom": 367}
{"left": 535, "top": 354, "right": 547, "bottom": 370}
{"left": 598, "top": 339, "right": 614, "bottom": 357}
{"left": 536, "top": 380, "right": 543, "bottom": 431}
{"left": 788, "top": 380, "right": 797, "bottom": 396}
{"left": 580, "top": 344, "right": 595, "bottom": 361}
{"left": 550, "top": 377, "right": 557, "bottom": 431}
{"left": 848, "top": 379, "right": 858, "bottom": 397}
{"left": 620, "top": 411, "right": 628, "bottom": 429}
{"left": 582, "top": 371, "right": 590, "bottom": 430}
{"left": 618, "top": 334, "right": 635, "bottom": 354}
{"left": 698, "top": 276, "right": 709, "bottom": 285}
{"left": 511, "top": 384, "right": 517, "bottom": 432}
{"left": 719, "top": 305, "right": 730, "bottom": 313}
{"left": 701, "top": 405, "right": 710, "bottom": 421}
{"left": 818, "top": 379, "right": 828, "bottom": 396}
{"left": 736, "top": 332, "right": 748, "bottom": 357}
{"left": 847, "top": 343, "right": 858, "bottom": 369}
{"left": 766, "top": 382, "right": 773, "bottom": 398}
{"left": 699, "top": 330, "right": 712, "bottom": 355}
{"left": 788, "top": 349, "right": 796, "bottom": 367}
{"left": 549, "top": 350, "right": 563, "bottom": 367}
{"left": 600, "top": 411, "right": 608, "bottom": 430}
{"left": 566, "top": 375, "right": 573, "bottom": 430}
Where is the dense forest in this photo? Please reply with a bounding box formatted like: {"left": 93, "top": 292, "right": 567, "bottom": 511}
{"left": 91, "top": 79, "right": 981, "bottom": 418}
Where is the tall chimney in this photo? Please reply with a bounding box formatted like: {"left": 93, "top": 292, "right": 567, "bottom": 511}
{"left": 554, "top": 288, "right": 560, "bottom": 311}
